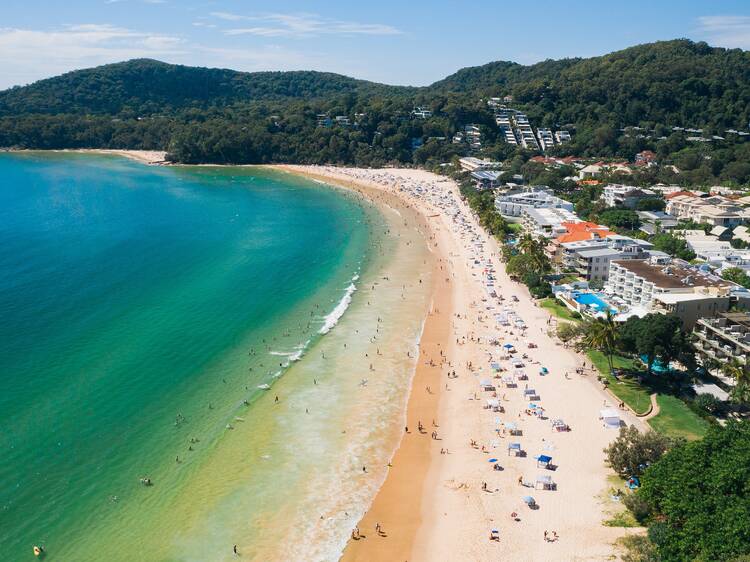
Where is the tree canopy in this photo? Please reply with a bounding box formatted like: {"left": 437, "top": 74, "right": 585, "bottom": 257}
{"left": 637, "top": 421, "right": 750, "bottom": 561}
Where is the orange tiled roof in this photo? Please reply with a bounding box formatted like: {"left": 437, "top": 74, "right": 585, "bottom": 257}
{"left": 555, "top": 221, "right": 616, "bottom": 243}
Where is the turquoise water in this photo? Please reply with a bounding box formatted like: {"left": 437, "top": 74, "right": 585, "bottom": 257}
{"left": 571, "top": 291, "right": 617, "bottom": 313}
{"left": 0, "top": 153, "right": 409, "bottom": 561}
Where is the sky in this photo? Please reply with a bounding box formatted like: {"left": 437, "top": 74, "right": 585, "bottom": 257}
{"left": 2, "top": 0, "right": 750, "bottom": 89}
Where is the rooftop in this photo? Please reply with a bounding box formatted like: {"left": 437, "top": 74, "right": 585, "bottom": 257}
{"left": 611, "top": 259, "right": 734, "bottom": 289}
{"left": 555, "top": 221, "right": 615, "bottom": 243}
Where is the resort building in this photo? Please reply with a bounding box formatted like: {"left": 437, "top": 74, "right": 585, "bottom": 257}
{"left": 471, "top": 170, "right": 504, "bottom": 190}
{"left": 520, "top": 207, "right": 579, "bottom": 238}
{"left": 556, "top": 234, "right": 654, "bottom": 283}
{"left": 665, "top": 193, "right": 749, "bottom": 227}
{"left": 555, "top": 130, "right": 571, "bottom": 144}
{"left": 601, "top": 184, "right": 657, "bottom": 208}
{"left": 536, "top": 128, "right": 555, "bottom": 151}
{"left": 693, "top": 312, "right": 750, "bottom": 367}
{"left": 495, "top": 188, "right": 574, "bottom": 218}
{"left": 459, "top": 157, "right": 501, "bottom": 172}
{"left": 637, "top": 211, "right": 679, "bottom": 235}
{"left": 605, "top": 258, "right": 735, "bottom": 328}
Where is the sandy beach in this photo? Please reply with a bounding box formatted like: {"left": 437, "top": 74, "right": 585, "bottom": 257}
{"left": 5, "top": 148, "right": 168, "bottom": 165}
{"left": 279, "top": 165, "right": 644, "bottom": 562}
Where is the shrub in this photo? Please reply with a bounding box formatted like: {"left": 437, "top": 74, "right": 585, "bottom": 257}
{"left": 623, "top": 492, "right": 652, "bottom": 523}
{"left": 604, "top": 425, "right": 673, "bottom": 477}
{"left": 694, "top": 393, "right": 725, "bottom": 415}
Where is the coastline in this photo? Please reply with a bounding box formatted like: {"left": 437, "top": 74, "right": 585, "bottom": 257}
{"left": 275, "top": 165, "right": 645, "bottom": 562}
{"left": 4, "top": 148, "right": 169, "bottom": 165}
{"left": 272, "top": 165, "right": 450, "bottom": 560}
{"left": 10, "top": 149, "right": 648, "bottom": 560}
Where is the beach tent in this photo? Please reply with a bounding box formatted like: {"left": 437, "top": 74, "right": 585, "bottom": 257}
{"left": 491, "top": 362, "right": 501, "bottom": 372}
{"left": 508, "top": 442, "right": 522, "bottom": 456}
{"left": 479, "top": 379, "right": 494, "bottom": 390}
{"left": 486, "top": 398, "right": 500, "bottom": 408}
{"left": 535, "top": 454, "right": 552, "bottom": 468}
{"left": 600, "top": 409, "right": 621, "bottom": 429}
{"left": 522, "top": 496, "right": 537, "bottom": 508}
{"left": 502, "top": 375, "right": 516, "bottom": 386}
{"left": 523, "top": 389, "right": 537, "bottom": 397}
{"left": 536, "top": 475, "right": 555, "bottom": 490}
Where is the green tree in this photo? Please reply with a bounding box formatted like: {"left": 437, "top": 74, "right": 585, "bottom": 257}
{"left": 604, "top": 425, "right": 674, "bottom": 477}
{"left": 637, "top": 421, "right": 750, "bottom": 561}
{"left": 722, "top": 267, "right": 750, "bottom": 290}
{"left": 722, "top": 359, "right": 750, "bottom": 404}
{"left": 576, "top": 310, "right": 619, "bottom": 373}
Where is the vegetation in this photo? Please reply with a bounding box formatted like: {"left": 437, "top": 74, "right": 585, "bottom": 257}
{"left": 604, "top": 425, "right": 674, "bottom": 477}
{"left": 648, "top": 395, "right": 709, "bottom": 440}
{"left": 618, "top": 313, "right": 692, "bottom": 374}
{"left": 722, "top": 359, "right": 750, "bottom": 404}
{"left": 576, "top": 311, "right": 619, "bottom": 374}
{"left": 722, "top": 266, "right": 750, "bottom": 289}
{"left": 3, "top": 40, "right": 750, "bottom": 182}
{"left": 633, "top": 422, "right": 750, "bottom": 561}
{"left": 650, "top": 233, "right": 696, "bottom": 261}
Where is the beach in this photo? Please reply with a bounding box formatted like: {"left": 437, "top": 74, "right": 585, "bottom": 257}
{"left": 279, "top": 165, "right": 644, "bottom": 562}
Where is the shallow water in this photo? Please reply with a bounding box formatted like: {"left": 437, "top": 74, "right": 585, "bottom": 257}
{"left": 0, "top": 154, "right": 431, "bottom": 561}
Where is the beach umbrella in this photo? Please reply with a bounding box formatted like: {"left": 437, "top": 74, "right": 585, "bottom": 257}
{"left": 522, "top": 496, "right": 536, "bottom": 505}
{"left": 488, "top": 458, "right": 498, "bottom": 463}
{"left": 528, "top": 403, "right": 537, "bottom": 409}
{"left": 503, "top": 343, "right": 514, "bottom": 349}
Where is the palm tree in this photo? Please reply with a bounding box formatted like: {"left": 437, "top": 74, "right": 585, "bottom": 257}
{"left": 577, "top": 310, "right": 619, "bottom": 375}
{"left": 723, "top": 359, "right": 750, "bottom": 404}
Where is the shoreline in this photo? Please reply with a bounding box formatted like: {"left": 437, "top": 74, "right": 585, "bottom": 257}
{"left": 275, "top": 166, "right": 645, "bottom": 562}
{"left": 272, "top": 165, "right": 450, "bottom": 560}
{"left": 10, "top": 150, "right": 647, "bottom": 559}
{"left": 4, "top": 148, "right": 169, "bottom": 165}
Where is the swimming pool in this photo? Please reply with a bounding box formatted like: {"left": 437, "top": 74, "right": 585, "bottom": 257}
{"left": 571, "top": 292, "right": 617, "bottom": 313}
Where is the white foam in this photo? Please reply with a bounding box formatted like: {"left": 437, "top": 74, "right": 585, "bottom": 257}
{"left": 319, "top": 278, "right": 357, "bottom": 335}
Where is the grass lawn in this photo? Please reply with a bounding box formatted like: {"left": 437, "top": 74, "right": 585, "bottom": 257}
{"left": 648, "top": 394, "right": 709, "bottom": 440}
{"left": 506, "top": 223, "right": 523, "bottom": 233}
{"left": 540, "top": 297, "right": 581, "bottom": 323}
{"left": 586, "top": 350, "right": 652, "bottom": 415}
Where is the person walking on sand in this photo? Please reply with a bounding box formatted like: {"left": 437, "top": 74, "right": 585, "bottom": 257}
{"left": 233, "top": 544, "right": 239, "bottom": 555}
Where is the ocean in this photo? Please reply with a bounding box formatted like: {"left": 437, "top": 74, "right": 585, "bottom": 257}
{"left": 0, "top": 154, "right": 432, "bottom": 561}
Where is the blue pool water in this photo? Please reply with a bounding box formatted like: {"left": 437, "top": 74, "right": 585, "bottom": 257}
{"left": 572, "top": 292, "right": 617, "bottom": 313}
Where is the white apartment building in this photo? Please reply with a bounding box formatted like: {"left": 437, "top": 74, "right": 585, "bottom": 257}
{"left": 605, "top": 258, "right": 735, "bottom": 327}
{"left": 666, "top": 194, "right": 749, "bottom": 227}
{"left": 459, "top": 157, "right": 501, "bottom": 172}
{"left": 520, "top": 207, "right": 578, "bottom": 238}
{"left": 495, "top": 188, "right": 574, "bottom": 218}
{"left": 537, "top": 128, "right": 555, "bottom": 151}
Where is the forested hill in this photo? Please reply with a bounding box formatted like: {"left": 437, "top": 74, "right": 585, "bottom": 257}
{"left": 0, "top": 58, "right": 409, "bottom": 116}
{"left": 432, "top": 40, "right": 750, "bottom": 129}
{"left": 2, "top": 39, "right": 750, "bottom": 168}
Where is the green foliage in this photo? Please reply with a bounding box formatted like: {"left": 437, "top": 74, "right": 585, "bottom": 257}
{"left": 556, "top": 322, "right": 581, "bottom": 343}
{"left": 618, "top": 534, "right": 660, "bottom": 562}
{"left": 3, "top": 40, "right": 750, "bottom": 180}
{"left": 722, "top": 267, "right": 750, "bottom": 289}
{"left": 651, "top": 233, "right": 696, "bottom": 261}
{"left": 604, "top": 425, "right": 674, "bottom": 477}
{"left": 618, "top": 313, "right": 691, "bottom": 373}
{"left": 576, "top": 311, "right": 620, "bottom": 373}
{"left": 623, "top": 492, "right": 653, "bottom": 524}
{"left": 597, "top": 208, "right": 641, "bottom": 230}
{"left": 638, "top": 421, "right": 750, "bottom": 561}
{"left": 636, "top": 198, "right": 667, "bottom": 212}
{"left": 694, "top": 392, "right": 726, "bottom": 415}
